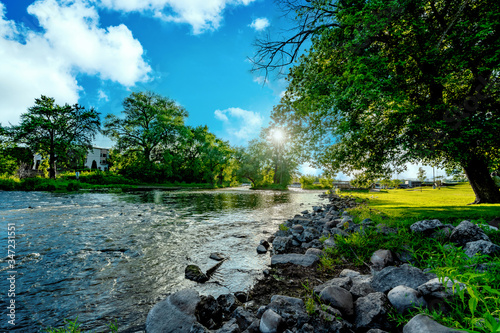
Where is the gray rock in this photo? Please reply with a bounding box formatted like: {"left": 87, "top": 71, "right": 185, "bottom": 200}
{"left": 323, "top": 237, "right": 336, "bottom": 248}
{"left": 298, "top": 227, "right": 321, "bottom": 243}
{"left": 292, "top": 224, "right": 304, "bottom": 234}
{"left": 260, "top": 240, "right": 270, "bottom": 249}
{"left": 403, "top": 314, "right": 466, "bottom": 332}
{"left": 350, "top": 276, "right": 375, "bottom": 299}
{"left": 417, "top": 278, "right": 466, "bottom": 299}
{"left": 260, "top": 309, "right": 284, "bottom": 333}
{"left": 268, "top": 295, "right": 309, "bottom": 329}
{"left": 257, "top": 244, "right": 268, "bottom": 254}
{"left": 234, "top": 291, "right": 250, "bottom": 303}
{"left": 329, "top": 227, "right": 349, "bottom": 238}
{"left": 217, "top": 294, "right": 240, "bottom": 319}
{"left": 190, "top": 322, "right": 210, "bottom": 333}
{"left": 319, "top": 286, "right": 354, "bottom": 317}
{"left": 305, "top": 248, "right": 323, "bottom": 258}
{"left": 371, "top": 264, "right": 436, "bottom": 293}
{"left": 370, "top": 249, "right": 395, "bottom": 271}
{"left": 244, "top": 319, "right": 261, "bottom": 333}
{"left": 146, "top": 289, "right": 201, "bottom": 333}
{"left": 313, "top": 206, "right": 323, "bottom": 212}
{"left": 301, "top": 210, "right": 309, "bottom": 215}
{"left": 339, "top": 269, "right": 361, "bottom": 278}
{"left": 361, "top": 218, "right": 374, "bottom": 225}
{"left": 464, "top": 240, "right": 500, "bottom": 258}
{"left": 292, "top": 215, "right": 312, "bottom": 224}
{"left": 215, "top": 318, "right": 240, "bottom": 333}
{"left": 210, "top": 252, "right": 226, "bottom": 261}
{"left": 300, "top": 239, "right": 322, "bottom": 249}
{"left": 354, "top": 292, "right": 391, "bottom": 331}
{"left": 185, "top": 265, "right": 208, "bottom": 283}
{"left": 232, "top": 307, "right": 256, "bottom": 331}
{"left": 366, "top": 330, "right": 389, "bottom": 333}
{"left": 410, "top": 219, "right": 444, "bottom": 235}
{"left": 271, "top": 254, "right": 319, "bottom": 267}
{"left": 314, "top": 277, "right": 352, "bottom": 295}
{"left": 195, "top": 295, "right": 223, "bottom": 329}
{"left": 449, "top": 220, "right": 490, "bottom": 246}
{"left": 387, "top": 285, "right": 426, "bottom": 313}
{"left": 273, "top": 236, "right": 293, "bottom": 254}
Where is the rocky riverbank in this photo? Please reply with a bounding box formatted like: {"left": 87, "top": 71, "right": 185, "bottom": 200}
{"left": 145, "top": 193, "right": 500, "bottom": 333}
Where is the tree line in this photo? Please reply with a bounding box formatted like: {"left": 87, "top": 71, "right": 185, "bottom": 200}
{"left": 0, "top": 92, "right": 298, "bottom": 188}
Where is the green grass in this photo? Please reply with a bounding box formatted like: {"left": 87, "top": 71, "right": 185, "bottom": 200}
{"left": 343, "top": 183, "right": 500, "bottom": 223}
{"left": 320, "top": 183, "right": 500, "bottom": 333}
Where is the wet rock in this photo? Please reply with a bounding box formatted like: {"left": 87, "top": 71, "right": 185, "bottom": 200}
{"left": 449, "top": 220, "right": 490, "bottom": 246}
{"left": 370, "top": 249, "right": 395, "bottom": 271}
{"left": 217, "top": 294, "right": 240, "bottom": 319}
{"left": 273, "top": 236, "right": 293, "bottom": 254}
{"left": 195, "top": 295, "right": 223, "bottom": 329}
{"left": 464, "top": 240, "right": 500, "bottom": 258}
{"left": 403, "top": 314, "right": 466, "bottom": 333}
{"left": 257, "top": 244, "right": 268, "bottom": 254}
{"left": 298, "top": 227, "right": 321, "bottom": 243}
{"left": 271, "top": 254, "right": 319, "bottom": 267}
{"left": 301, "top": 210, "right": 309, "bottom": 215}
{"left": 305, "top": 248, "right": 322, "bottom": 258}
{"left": 260, "top": 309, "right": 284, "bottom": 333}
{"left": 388, "top": 285, "right": 426, "bottom": 313}
{"left": 291, "top": 215, "right": 312, "bottom": 224}
{"left": 300, "top": 239, "right": 322, "bottom": 249}
{"left": 260, "top": 240, "right": 270, "bottom": 249}
{"left": 350, "top": 276, "right": 375, "bottom": 299}
{"left": 232, "top": 307, "right": 257, "bottom": 331}
{"left": 146, "top": 289, "right": 201, "bottom": 333}
{"left": 319, "top": 286, "right": 354, "bottom": 317}
{"left": 410, "top": 219, "right": 444, "bottom": 235}
{"left": 354, "top": 292, "right": 391, "bottom": 331}
{"left": 366, "top": 329, "right": 389, "bottom": 333}
{"left": 371, "top": 264, "right": 436, "bottom": 293}
{"left": 417, "top": 278, "right": 466, "bottom": 299}
{"left": 185, "top": 265, "right": 209, "bottom": 283}
{"left": 292, "top": 225, "right": 304, "bottom": 234}
{"left": 210, "top": 252, "right": 226, "bottom": 261}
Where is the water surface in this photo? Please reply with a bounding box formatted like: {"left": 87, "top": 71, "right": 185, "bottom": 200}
{"left": 0, "top": 188, "right": 324, "bottom": 332}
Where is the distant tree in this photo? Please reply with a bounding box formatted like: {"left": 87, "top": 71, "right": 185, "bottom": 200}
{"left": 391, "top": 179, "right": 402, "bottom": 189}
{"left": 417, "top": 167, "right": 427, "bottom": 192}
{"left": 103, "top": 91, "right": 187, "bottom": 164}
{"left": 11, "top": 95, "right": 100, "bottom": 179}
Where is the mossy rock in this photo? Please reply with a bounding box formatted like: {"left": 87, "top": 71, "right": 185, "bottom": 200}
{"left": 185, "top": 265, "right": 208, "bottom": 283}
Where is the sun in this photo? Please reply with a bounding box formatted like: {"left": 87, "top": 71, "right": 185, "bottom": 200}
{"left": 271, "top": 128, "right": 285, "bottom": 143}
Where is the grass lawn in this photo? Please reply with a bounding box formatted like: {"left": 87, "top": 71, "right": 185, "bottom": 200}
{"left": 344, "top": 183, "right": 500, "bottom": 223}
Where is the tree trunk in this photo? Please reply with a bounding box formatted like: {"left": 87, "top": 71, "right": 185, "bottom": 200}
{"left": 462, "top": 157, "right": 500, "bottom": 204}
{"left": 49, "top": 147, "right": 56, "bottom": 179}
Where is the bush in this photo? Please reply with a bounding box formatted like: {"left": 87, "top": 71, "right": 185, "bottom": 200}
{"left": 0, "top": 174, "right": 20, "bottom": 190}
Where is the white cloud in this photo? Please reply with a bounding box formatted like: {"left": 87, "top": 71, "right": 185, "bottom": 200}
{"left": 214, "top": 107, "right": 264, "bottom": 144}
{"left": 249, "top": 17, "right": 269, "bottom": 31}
{"left": 97, "top": 0, "right": 256, "bottom": 34}
{"left": 0, "top": 0, "right": 150, "bottom": 125}
{"left": 98, "top": 89, "right": 109, "bottom": 101}
{"left": 253, "top": 76, "right": 269, "bottom": 85}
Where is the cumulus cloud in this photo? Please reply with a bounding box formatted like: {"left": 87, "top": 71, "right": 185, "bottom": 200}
{"left": 97, "top": 0, "right": 256, "bottom": 34}
{"left": 249, "top": 17, "right": 269, "bottom": 31}
{"left": 0, "top": 0, "right": 150, "bottom": 125}
{"left": 214, "top": 107, "right": 264, "bottom": 144}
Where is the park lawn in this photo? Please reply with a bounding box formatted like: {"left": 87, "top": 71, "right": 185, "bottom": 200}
{"left": 345, "top": 183, "right": 500, "bottom": 223}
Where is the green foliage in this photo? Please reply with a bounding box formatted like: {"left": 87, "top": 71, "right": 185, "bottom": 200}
{"left": 268, "top": 0, "right": 500, "bottom": 203}
{"left": 10, "top": 95, "right": 100, "bottom": 179}
{"left": 278, "top": 223, "right": 290, "bottom": 232}
{"left": 43, "top": 317, "right": 118, "bottom": 333}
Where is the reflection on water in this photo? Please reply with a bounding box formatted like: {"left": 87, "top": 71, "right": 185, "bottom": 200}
{"left": 0, "top": 188, "right": 324, "bottom": 332}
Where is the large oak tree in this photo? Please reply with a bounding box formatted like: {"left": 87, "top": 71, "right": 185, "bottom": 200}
{"left": 256, "top": 0, "right": 500, "bottom": 203}
{"left": 12, "top": 95, "right": 100, "bottom": 179}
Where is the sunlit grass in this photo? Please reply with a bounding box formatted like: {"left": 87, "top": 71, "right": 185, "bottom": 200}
{"left": 344, "top": 183, "right": 500, "bottom": 223}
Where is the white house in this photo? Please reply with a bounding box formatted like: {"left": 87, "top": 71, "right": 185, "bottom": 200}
{"left": 33, "top": 147, "right": 109, "bottom": 171}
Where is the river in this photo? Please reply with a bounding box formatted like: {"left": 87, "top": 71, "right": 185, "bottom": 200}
{"left": 0, "top": 188, "right": 325, "bottom": 332}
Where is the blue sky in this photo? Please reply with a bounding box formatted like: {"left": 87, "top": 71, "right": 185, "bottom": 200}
{"left": 0, "top": 0, "right": 288, "bottom": 147}
{"left": 0, "top": 0, "right": 446, "bottom": 180}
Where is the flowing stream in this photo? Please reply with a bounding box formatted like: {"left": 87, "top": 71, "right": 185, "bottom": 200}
{"left": 0, "top": 188, "right": 325, "bottom": 332}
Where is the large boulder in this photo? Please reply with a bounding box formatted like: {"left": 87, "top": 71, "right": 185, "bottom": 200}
{"left": 146, "top": 289, "right": 201, "bottom": 333}
{"left": 403, "top": 314, "right": 466, "bottom": 333}
{"left": 464, "top": 240, "right": 500, "bottom": 258}
{"left": 449, "top": 220, "right": 490, "bottom": 246}
{"left": 271, "top": 254, "right": 319, "bottom": 267}
{"left": 273, "top": 236, "right": 293, "bottom": 254}
{"left": 354, "top": 292, "right": 392, "bottom": 331}
{"left": 387, "top": 285, "right": 426, "bottom": 313}
{"left": 319, "top": 286, "right": 354, "bottom": 317}
{"left": 350, "top": 275, "right": 375, "bottom": 299}
{"left": 410, "top": 219, "right": 444, "bottom": 235}
{"left": 371, "top": 264, "right": 435, "bottom": 293}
